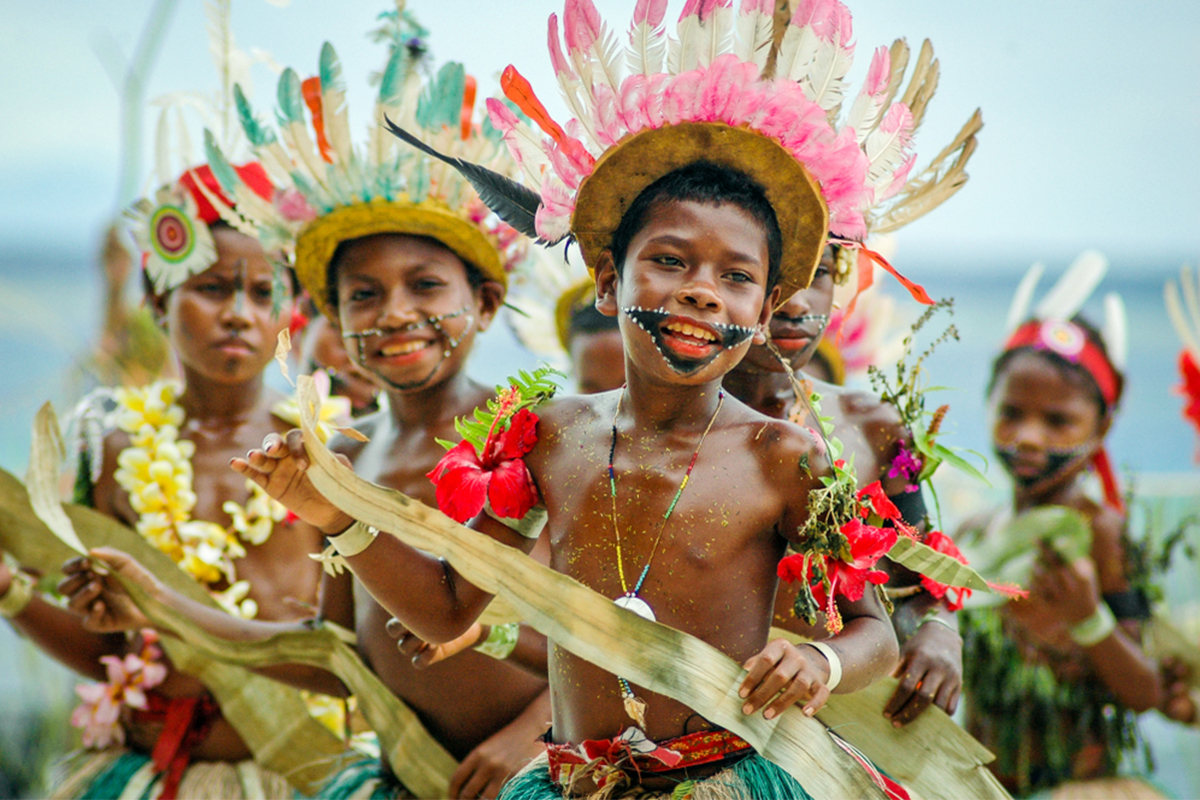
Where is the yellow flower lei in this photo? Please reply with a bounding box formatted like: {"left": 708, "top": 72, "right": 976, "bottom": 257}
{"left": 112, "top": 381, "right": 286, "bottom": 618}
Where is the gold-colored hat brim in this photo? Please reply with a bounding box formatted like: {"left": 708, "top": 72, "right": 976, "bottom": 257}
{"left": 295, "top": 199, "right": 508, "bottom": 320}
{"left": 554, "top": 277, "right": 598, "bottom": 353}
{"left": 571, "top": 122, "right": 829, "bottom": 303}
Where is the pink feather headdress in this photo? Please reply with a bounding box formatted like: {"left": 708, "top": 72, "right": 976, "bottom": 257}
{"left": 386, "top": 0, "right": 980, "bottom": 302}
{"left": 481, "top": 0, "right": 980, "bottom": 300}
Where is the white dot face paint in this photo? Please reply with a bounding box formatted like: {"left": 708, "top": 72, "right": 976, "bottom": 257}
{"left": 341, "top": 305, "right": 475, "bottom": 391}
{"left": 621, "top": 306, "right": 756, "bottom": 375}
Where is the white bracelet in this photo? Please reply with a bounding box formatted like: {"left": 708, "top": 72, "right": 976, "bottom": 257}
{"left": 483, "top": 502, "right": 548, "bottom": 540}
{"left": 805, "top": 641, "right": 842, "bottom": 691}
{"left": 1068, "top": 602, "right": 1116, "bottom": 647}
{"left": 327, "top": 520, "right": 379, "bottom": 557}
{"left": 0, "top": 571, "right": 34, "bottom": 619}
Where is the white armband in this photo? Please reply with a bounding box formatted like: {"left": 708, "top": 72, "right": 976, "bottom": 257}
{"left": 327, "top": 520, "right": 379, "bottom": 557}
{"left": 1068, "top": 603, "right": 1116, "bottom": 647}
{"left": 805, "top": 641, "right": 843, "bottom": 691}
{"left": 483, "top": 502, "right": 548, "bottom": 540}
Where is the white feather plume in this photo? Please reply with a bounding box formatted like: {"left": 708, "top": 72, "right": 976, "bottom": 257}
{"left": 698, "top": 3, "right": 733, "bottom": 69}
{"left": 1166, "top": 265, "right": 1200, "bottom": 357}
{"left": 1102, "top": 292, "right": 1127, "bottom": 369}
{"left": 773, "top": 18, "right": 821, "bottom": 83}
{"left": 1005, "top": 262, "right": 1044, "bottom": 333}
{"left": 733, "top": 0, "right": 773, "bottom": 68}
{"left": 1034, "top": 250, "right": 1108, "bottom": 321}
{"left": 627, "top": 17, "right": 667, "bottom": 76}
{"left": 803, "top": 37, "right": 855, "bottom": 114}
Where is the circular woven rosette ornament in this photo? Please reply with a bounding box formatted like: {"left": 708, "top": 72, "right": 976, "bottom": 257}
{"left": 128, "top": 186, "right": 217, "bottom": 293}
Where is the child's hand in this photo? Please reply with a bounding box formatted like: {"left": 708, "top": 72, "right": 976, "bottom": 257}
{"left": 59, "top": 548, "right": 156, "bottom": 633}
{"left": 1031, "top": 540, "right": 1100, "bottom": 626}
{"left": 739, "top": 638, "right": 831, "bottom": 720}
{"left": 1160, "top": 657, "right": 1197, "bottom": 724}
{"left": 231, "top": 430, "right": 354, "bottom": 535}
{"left": 884, "top": 620, "right": 963, "bottom": 726}
{"left": 385, "top": 616, "right": 485, "bottom": 669}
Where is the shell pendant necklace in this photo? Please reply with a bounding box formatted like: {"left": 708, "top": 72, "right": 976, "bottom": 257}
{"left": 607, "top": 386, "right": 724, "bottom": 726}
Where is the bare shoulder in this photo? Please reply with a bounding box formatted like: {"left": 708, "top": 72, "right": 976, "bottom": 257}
{"left": 825, "top": 382, "right": 907, "bottom": 445}
{"left": 723, "top": 396, "right": 827, "bottom": 489}
{"left": 531, "top": 392, "right": 610, "bottom": 442}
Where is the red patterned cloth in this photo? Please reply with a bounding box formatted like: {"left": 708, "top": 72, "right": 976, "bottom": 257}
{"left": 544, "top": 727, "right": 751, "bottom": 791}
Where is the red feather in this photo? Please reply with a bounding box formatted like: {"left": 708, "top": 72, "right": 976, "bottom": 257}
{"left": 502, "top": 65, "right": 567, "bottom": 144}
{"left": 461, "top": 75, "right": 478, "bottom": 140}
{"left": 301, "top": 76, "right": 333, "bottom": 163}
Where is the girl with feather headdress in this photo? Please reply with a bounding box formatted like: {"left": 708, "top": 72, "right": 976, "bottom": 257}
{"left": 61, "top": 6, "right": 561, "bottom": 799}
{"left": 0, "top": 2, "right": 358, "bottom": 797}
{"left": 216, "top": 2, "right": 1018, "bottom": 799}
{"left": 957, "top": 252, "right": 1167, "bottom": 798}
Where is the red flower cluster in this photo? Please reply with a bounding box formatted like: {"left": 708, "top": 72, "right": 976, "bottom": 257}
{"left": 777, "top": 512, "right": 897, "bottom": 633}
{"left": 919, "top": 530, "right": 971, "bottom": 611}
{"left": 1179, "top": 351, "right": 1200, "bottom": 449}
{"left": 427, "top": 407, "right": 540, "bottom": 523}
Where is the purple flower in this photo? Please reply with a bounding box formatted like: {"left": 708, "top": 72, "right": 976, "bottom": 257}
{"left": 888, "top": 441, "right": 923, "bottom": 491}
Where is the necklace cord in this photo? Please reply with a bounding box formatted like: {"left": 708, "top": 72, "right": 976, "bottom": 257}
{"left": 609, "top": 387, "right": 725, "bottom": 597}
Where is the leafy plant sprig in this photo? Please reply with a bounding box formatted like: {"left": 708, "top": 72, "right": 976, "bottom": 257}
{"left": 867, "top": 298, "right": 988, "bottom": 490}
{"left": 438, "top": 365, "right": 564, "bottom": 455}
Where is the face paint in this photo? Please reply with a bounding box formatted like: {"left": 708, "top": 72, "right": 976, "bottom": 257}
{"left": 994, "top": 441, "right": 1094, "bottom": 491}
{"left": 342, "top": 305, "right": 475, "bottom": 392}
{"left": 622, "top": 306, "right": 756, "bottom": 375}
{"left": 231, "top": 259, "right": 247, "bottom": 316}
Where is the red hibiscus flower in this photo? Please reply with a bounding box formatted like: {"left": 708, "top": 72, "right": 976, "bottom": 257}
{"left": 780, "top": 518, "right": 897, "bottom": 633}
{"left": 427, "top": 407, "right": 540, "bottom": 523}
{"left": 858, "top": 480, "right": 918, "bottom": 539}
{"left": 1179, "top": 351, "right": 1200, "bottom": 445}
{"left": 919, "top": 530, "right": 971, "bottom": 611}
{"left": 857, "top": 481, "right": 900, "bottom": 521}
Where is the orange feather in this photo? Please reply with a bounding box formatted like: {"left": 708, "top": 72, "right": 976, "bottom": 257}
{"left": 461, "top": 75, "right": 478, "bottom": 140}
{"left": 501, "top": 65, "right": 566, "bottom": 144}
{"left": 301, "top": 76, "right": 333, "bottom": 163}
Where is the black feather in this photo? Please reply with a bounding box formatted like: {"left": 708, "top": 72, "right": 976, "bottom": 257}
{"left": 383, "top": 116, "right": 556, "bottom": 243}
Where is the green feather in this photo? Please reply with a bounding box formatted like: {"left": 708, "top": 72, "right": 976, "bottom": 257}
{"left": 234, "top": 84, "right": 276, "bottom": 147}
{"left": 276, "top": 68, "right": 305, "bottom": 126}
{"left": 318, "top": 42, "right": 345, "bottom": 93}
{"left": 203, "top": 130, "right": 240, "bottom": 195}
{"left": 416, "top": 62, "right": 465, "bottom": 131}
{"left": 377, "top": 44, "right": 410, "bottom": 107}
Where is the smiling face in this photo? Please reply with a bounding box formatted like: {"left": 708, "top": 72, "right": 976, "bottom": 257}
{"left": 332, "top": 233, "right": 502, "bottom": 393}
{"left": 737, "top": 244, "right": 836, "bottom": 374}
{"left": 989, "top": 350, "right": 1109, "bottom": 495}
{"left": 594, "top": 199, "right": 777, "bottom": 384}
{"left": 155, "top": 226, "right": 290, "bottom": 384}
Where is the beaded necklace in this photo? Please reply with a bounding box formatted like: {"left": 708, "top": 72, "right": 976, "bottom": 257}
{"left": 607, "top": 386, "right": 724, "bottom": 725}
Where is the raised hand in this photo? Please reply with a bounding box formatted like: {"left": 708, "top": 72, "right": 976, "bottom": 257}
{"left": 385, "top": 616, "right": 486, "bottom": 669}
{"left": 1031, "top": 539, "right": 1100, "bottom": 626}
{"left": 739, "top": 638, "right": 831, "bottom": 719}
{"left": 884, "top": 618, "right": 963, "bottom": 726}
{"left": 231, "top": 430, "right": 354, "bottom": 535}
{"left": 59, "top": 548, "right": 157, "bottom": 633}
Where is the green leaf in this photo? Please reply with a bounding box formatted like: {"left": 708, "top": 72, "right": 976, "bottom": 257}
{"left": 967, "top": 507, "right": 1091, "bottom": 592}
{"left": 930, "top": 443, "right": 990, "bottom": 485}
{"left": 887, "top": 536, "right": 992, "bottom": 592}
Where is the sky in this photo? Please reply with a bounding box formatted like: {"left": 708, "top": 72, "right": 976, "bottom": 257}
{"left": 1, "top": 0, "right": 1198, "bottom": 273}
